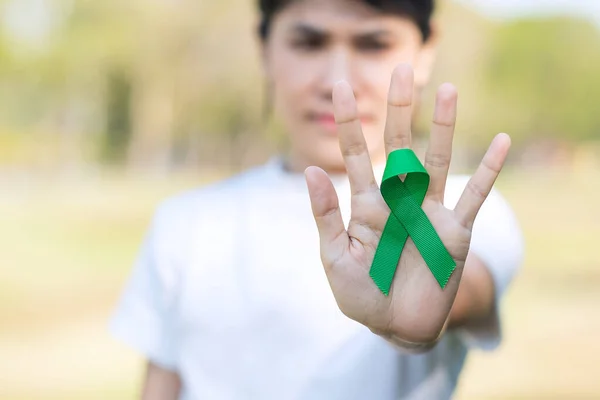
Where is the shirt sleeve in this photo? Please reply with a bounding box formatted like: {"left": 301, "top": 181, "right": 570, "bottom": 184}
{"left": 109, "top": 205, "right": 181, "bottom": 370}
{"left": 446, "top": 177, "right": 525, "bottom": 351}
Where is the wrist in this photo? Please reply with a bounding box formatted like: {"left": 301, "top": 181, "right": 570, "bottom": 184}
{"left": 370, "top": 319, "right": 449, "bottom": 354}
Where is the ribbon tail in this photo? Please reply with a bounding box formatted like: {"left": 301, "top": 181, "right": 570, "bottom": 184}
{"left": 404, "top": 206, "right": 456, "bottom": 288}
{"left": 369, "top": 214, "right": 408, "bottom": 296}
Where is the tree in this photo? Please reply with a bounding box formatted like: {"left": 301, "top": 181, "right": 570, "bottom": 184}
{"left": 481, "top": 17, "right": 600, "bottom": 145}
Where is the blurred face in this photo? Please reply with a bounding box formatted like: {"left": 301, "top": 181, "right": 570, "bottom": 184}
{"left": 262, "top": 0, "right": 436, "bottom": 173}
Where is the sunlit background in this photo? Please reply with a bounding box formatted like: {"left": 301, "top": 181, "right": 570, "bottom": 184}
{"left": 1, "top": 0, "right": 599, "bottom": 398}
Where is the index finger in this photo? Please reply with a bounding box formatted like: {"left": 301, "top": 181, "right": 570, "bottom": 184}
{"left": 454, "top": 133, "right": 512, "bottom": 229}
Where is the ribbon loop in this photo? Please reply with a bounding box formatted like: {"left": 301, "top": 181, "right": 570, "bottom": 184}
{"left": 370, "top": 148, "right": 456, "bottom": 295}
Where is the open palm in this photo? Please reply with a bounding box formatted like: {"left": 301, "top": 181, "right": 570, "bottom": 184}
{"left": 305, "top": 64, "right": 511, "bottom": 346}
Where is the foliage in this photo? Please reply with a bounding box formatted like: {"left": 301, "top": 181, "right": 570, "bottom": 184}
{"left": 0, "top": 0, "right": 598, "bottom": 171}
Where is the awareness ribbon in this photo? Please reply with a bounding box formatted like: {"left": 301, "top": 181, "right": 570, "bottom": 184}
{"left": 370, "top": 148, "right": 456, "bottom": 295}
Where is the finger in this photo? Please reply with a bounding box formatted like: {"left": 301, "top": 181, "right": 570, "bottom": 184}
{"left": 425, "top": 83, "right": 458, "bottom": 202}
{"left": 305, "top": 166, "right": 349, "bottom": 266}
{"left": 384, "top": 64, "right": 414, "bottom": 156}
{"left": 454, "top": 133, "right": 512, "bottom": 228}
{"left": 333, "top": 81, "right": 378, "bottom": 196}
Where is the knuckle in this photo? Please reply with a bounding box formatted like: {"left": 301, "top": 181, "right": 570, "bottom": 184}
{"left": 466, "top": 180, "right": 488, "bottom": 201}
{"left": 483, "top": 158, "right": 502, "bottom": 175}
{"left": 384, "top": 136, "right": 409, "bottom": 150}
{"left": 342, "top": 141, "right": 366, "bottom": 157}
{"left": 425, "top": 152, "right": 450, "bottom": 169}
{"left": 432, "top": 117, "right": 455, "bottom": 128}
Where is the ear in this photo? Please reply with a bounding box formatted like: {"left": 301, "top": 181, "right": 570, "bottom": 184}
{"left": 413, "top": 20, "right": 439, "bottom": 88}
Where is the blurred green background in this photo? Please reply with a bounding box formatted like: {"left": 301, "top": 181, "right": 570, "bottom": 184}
{"left": 1, "top": 0, "right": 599, "bottom": 399}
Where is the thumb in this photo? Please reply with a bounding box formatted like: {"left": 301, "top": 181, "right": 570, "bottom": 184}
{"left": 305, "top": 166, "right": 348, "bottom": 264}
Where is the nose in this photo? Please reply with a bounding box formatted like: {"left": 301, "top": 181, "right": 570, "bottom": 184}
{"left": 318, "top": 46, "right": 354, "bottom": 102}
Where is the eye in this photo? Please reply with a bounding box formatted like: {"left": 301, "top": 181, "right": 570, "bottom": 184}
{"left": 291, "top": 35, "right": 326, "bottom": 51}
{"left": 355, "top": 37, "right": 392, "bottom": 52}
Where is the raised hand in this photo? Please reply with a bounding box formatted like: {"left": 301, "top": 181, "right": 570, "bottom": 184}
{"left": 305, "top": 64, "right": 511, "bottom": 346}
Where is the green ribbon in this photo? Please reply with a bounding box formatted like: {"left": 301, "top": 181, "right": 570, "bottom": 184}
{"left": 370, "top": 148, "right": 456, "bottom": 295}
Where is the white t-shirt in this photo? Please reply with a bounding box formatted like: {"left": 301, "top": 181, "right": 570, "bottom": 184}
{"left": 110, "top": 158, "right": 524, "bottom": 400}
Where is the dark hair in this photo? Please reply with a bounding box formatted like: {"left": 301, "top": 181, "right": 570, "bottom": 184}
{"left": 258, "top": 0, "right": 434, "bottom": 42}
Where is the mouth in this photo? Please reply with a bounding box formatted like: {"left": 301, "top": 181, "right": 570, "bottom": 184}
{"left": 307, "top": 112, "right": 375, "bottom": 136}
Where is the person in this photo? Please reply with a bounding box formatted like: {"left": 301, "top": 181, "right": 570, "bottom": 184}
{"left": 110, "top": 0, "right": 524, "bottom": 399}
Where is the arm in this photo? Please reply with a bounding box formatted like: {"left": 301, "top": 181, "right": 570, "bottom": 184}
{"left": 141, "top": 362, "right": 181, "bottom": 400}
{"left": 110, "top": 203, "right": 186, "bottom": 399}
{"left": 448, "top": 252, "right": 495, "bottom": 330}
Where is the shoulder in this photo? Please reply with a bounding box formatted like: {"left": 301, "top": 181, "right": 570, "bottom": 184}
{"left": 157, "top": 163, "right": 273, "bottom": 219}
{"left": 139, "top": 162, "right": 280, "bottom": 279}
{"left": 147, "top": 163, "right": 278, "bottom": 249}
{"left": 444, "top": 174, "right": 512, "bottom": 214}
{"left": 446, "top": 174, "right": 524, "bottom": 289}
{"left": 446, "top": 173, "right": 524, "bottom": 263}
{"left": 445, "top": 173, "right": 522, "bottom": 239}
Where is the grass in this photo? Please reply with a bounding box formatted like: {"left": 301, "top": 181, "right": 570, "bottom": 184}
{"left": 1, "top": 165, "right": 599, "bottom": 399}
